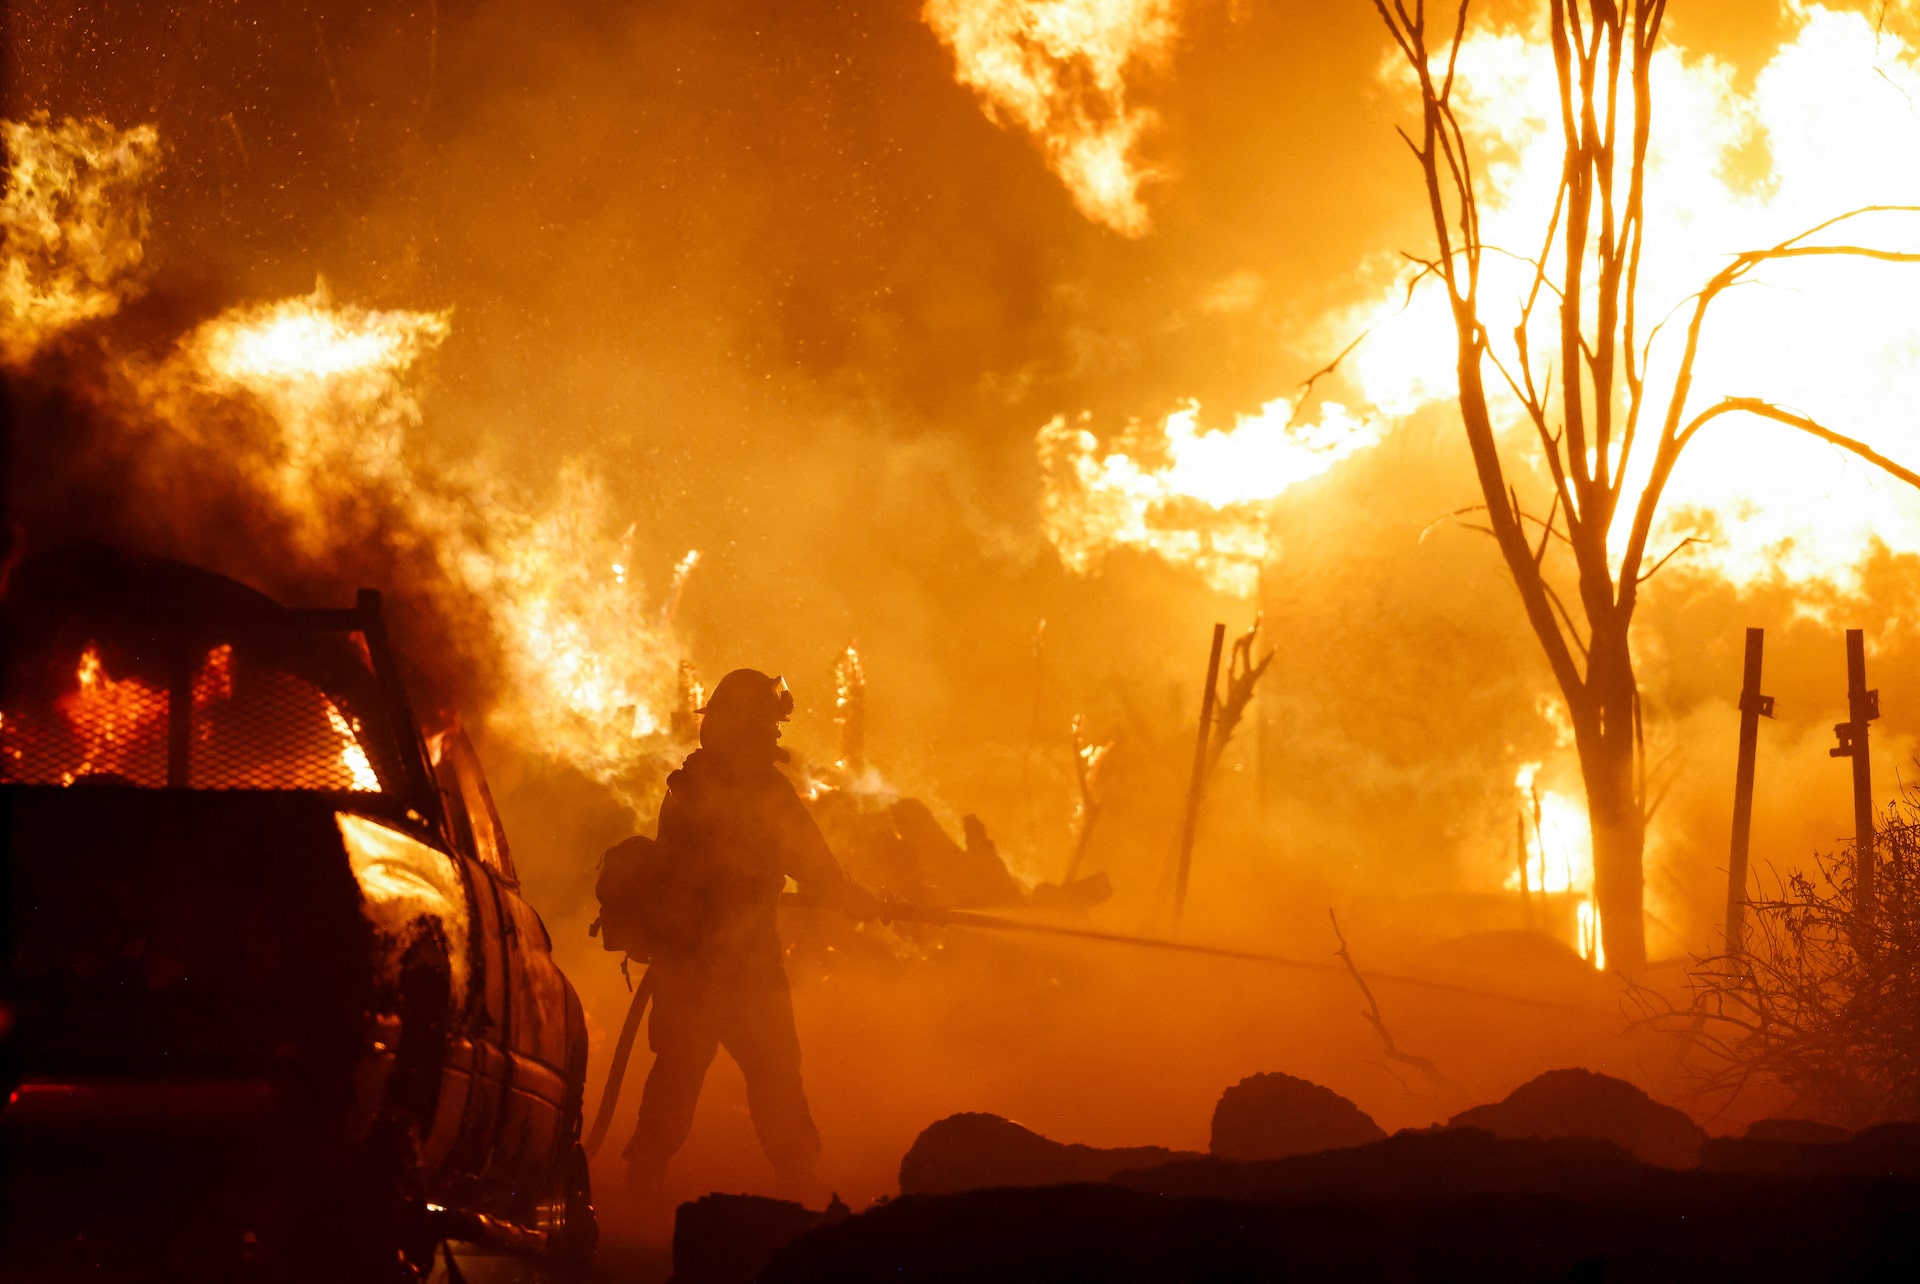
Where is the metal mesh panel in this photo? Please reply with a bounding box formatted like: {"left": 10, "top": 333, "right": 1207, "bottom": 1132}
{"left": 0, "top": 642, "right": 384, "bottom": 792}
{"left": 191, "top": 647, "right": 382, "bottom": 792}
{"left": 0, "top": 650, "right": 171, "bottom": 787}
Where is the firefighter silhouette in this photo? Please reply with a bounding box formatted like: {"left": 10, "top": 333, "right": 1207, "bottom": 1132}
{"left": 622, "top": 668, "right": 873, "bottom": 1186}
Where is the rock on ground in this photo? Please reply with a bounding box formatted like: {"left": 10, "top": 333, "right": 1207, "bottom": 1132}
{"left": 1208, "top": 1071, "right": 1386, "bottom": 1161}
{"left": 898, "top": 1112, "right": 1200, "bottom": 1196}
{"left": 1446, "top": 1067, "right": 1705, "bottom": 1168}
{"left": 672, "top": 1192, "right": 847, "bottom": 1284}
{"left": 1744, "top": 1117, "right": 1851, "bottom": 1144}
{"left": 757, "top": 1135, "right": 1920, "bottom": 1284}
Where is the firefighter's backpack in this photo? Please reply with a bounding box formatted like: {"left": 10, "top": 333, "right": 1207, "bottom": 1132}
{"left": 589, "top": 834, "right": 703, "bottom": 961}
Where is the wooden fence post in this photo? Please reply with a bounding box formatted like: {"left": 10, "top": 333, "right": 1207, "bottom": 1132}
{"left": 1173, "top": 623, "right": 1227, "bottom": 926}
{"left": 1830, "top": 627, "right": 1880, "bottom": 928}
{"left": 1725, "top": 628, "right": 1772, "bottom": 958}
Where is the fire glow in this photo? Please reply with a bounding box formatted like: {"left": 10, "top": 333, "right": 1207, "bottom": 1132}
{"left": 0, "top": 114, "right": 159, "bottom": 364}
{"left": 1036, "top": 4, "right": 1920, "bottom": 602}
{"left": 58, "top": 644, "right": 167, "bottom": 785}
{"left": 1039, "top": 399, "right": 1379, "bottom": 598}
{"left": 1509, "top": 762, "right": 1604, "bottom": 971}
{"left": 7, "top": 4, "right": 1916, "bottom": 977}
{"left": 923, "top": 0, "right": 1179, "bottom": 237}
{"left": 0, "top": 141, "right": 705, "bottom": 813}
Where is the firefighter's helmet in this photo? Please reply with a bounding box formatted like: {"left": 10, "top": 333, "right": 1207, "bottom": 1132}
{"left": 698, "top": 668, "right": 795, "bottom": 724}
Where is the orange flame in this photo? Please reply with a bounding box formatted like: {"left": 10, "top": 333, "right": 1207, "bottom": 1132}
{"left": 923, "top": 0, "right": 1181, "bottom": 236}
{"left": 324, "top": 702, "right": 381, "bottom": 793}
{"left": 1039, "top": 6, "right": 1920, "bottom": 602}
{"left": 834, "top": 642, "right": 867, "bottom": 773}
{"left": 1039, "top": 399, "right": 1377, "bottom": 597}
{"left": 1344, "top": 4, "right": 1920, "bottom": 598}
{"left": 192, "top": 643, "right": 234, "bottom": 710}
{"left": 122, "top": 282, "right": 690, "bottom": 812}
{"left": 1508, "top": 761, "right": 1605, "bottom": 970}
{"left": 58, "top": 644, "right": 168, "bottom": 784}
{"left": 0, "top": 115, "right": 160, "bottom": 364}
{"left": 0, "top": 116, "right": 705, "bottom": 816}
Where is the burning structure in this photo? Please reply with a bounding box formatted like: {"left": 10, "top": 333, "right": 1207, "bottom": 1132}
{"left": 8, "top": 0, "right": 1920, "bottom": 1278}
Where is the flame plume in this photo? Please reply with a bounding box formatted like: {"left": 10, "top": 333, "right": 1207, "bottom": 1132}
{"left": 835, "top": 642, "right": 867, "bottom": 774}
{"left": 1509, "top": 761, "right": 1604, "bottom": 970}
{"left": 152, "top": 285, "right": 454, "bottom": 554}
{"left": 0, "top": 119, "right": 693, "bottom": 815}
{"left": 1, "top": 116, "right": 160, "bottom": 364}
{"left": 161, "top": 289, "right": 689, "bottom": 806}
{"left": 1039, "top": 5, "right": 1920, "bottom": 604}
{"left": 1039, "top": 398, "right": 1378, "bottom": 597}
{"left": 1345, "top": 5, "right": 1920, "bottom": 600}
{"left": 923, "top": 0, "right": 1181, "bottom": 236}
{"left": 162, "top": 288, "right": 692, "bottom": 806}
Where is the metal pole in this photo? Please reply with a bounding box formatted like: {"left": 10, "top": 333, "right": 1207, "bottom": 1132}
{"left": 1829, "top": 628, "right": 1879, "bottom": 922}
{"left": 166, "top": 640, "right": 193, "bottom": 788}
{"left": 1725, "top": 628, "right": 1772, "bottom": 957}
{"left": 1256, "top": 567, "right": 1274, "bottom": 823}
{"left": 1173, "top": 623, "right": 1227, "bottom": 926}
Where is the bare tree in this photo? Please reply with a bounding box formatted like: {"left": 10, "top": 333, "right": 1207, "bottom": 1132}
{"left": 1374, "top": 0, "right": 1920, "bottom": 971}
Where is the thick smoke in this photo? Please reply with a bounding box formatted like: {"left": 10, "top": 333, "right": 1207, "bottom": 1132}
{"left": 8, "top": 0, "right": 1920, "bottom": 1221}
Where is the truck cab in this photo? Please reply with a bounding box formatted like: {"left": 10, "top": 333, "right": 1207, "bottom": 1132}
{"left": 0, "top": 544, "right": 594, "bottom": 1280}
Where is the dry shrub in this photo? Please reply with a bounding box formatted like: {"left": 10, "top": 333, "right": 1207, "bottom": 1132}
{"left": 1637, "top": 795, "right": 1920, "bottom": 1128}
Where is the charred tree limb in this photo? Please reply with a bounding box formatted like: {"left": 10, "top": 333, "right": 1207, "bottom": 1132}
{"left": 1207, "top": 619, "right": 1275, "bottom": 775}
{"left": 1328, "top": 909, "right": 1458, "bottom": 1096}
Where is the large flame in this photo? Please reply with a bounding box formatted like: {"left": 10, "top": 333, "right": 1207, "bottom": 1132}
{"left": 1039, "top": 398, "right": 1378, "bottom": 597}
{"left": 1345, "top": 4, "right": 1920, "bottom": 599}
{"left": 0, "top": 116, "right": 160, "bottom": 364}
{"left": 1040, "top": 5, "right": 1920, "bottom": 601}
{"left": 0, "top": 121, "right": 695, "bottom": 812}
{"left": 923, "top": 0, "right": 1180, "bottom": 236}
{"left": 158, "top": 285, "right": 454, "bottom": 550}
{"left": 151, "top": 285, "right": 694, "bottom": 803}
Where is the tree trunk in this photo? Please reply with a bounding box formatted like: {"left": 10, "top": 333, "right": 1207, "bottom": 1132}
{"left": 1573, "top": 628, "right": 1649, "bottom": 974}
{"left": 1585, "top": 744, "right": 1648, "bottom": 974}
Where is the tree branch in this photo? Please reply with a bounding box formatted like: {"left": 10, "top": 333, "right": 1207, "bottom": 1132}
{"left": 1329, "top": 910, "right": 1458, "bottom": 1094}
{"left": 1619, "top": 210, "right": 1920, "bottom": 596}
{"left": 1635, "top": 534, "right": 1707, "bottom": 584}
{"left": 1676, "top": 398, "right": 1920, "bottom": 490}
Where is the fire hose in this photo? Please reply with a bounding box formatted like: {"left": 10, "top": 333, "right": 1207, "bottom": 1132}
{"left": 585, "top": 891, "right": 1585, "bottom": 1155}
{"left": 583, "top": 965, "right": 654, "bottom": 1157}
{"left": 779, "top": 893, "right": 1590, "bottom": 1010}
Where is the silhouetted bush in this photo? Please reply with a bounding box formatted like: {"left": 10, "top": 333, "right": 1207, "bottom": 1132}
{"left": 1645, "top": 796, "right": 1920, "bottom": 1127}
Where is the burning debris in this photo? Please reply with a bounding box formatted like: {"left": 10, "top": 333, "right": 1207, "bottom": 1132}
{"left": 1062, "top": 713, "right": 1111, "bottom": 883}
{"left": 833, "top": 641, "right": 866, "bottom": 775}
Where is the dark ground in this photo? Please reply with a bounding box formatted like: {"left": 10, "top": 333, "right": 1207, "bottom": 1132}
{"left": 669, "top": 1118, "right": 1920, "bottom": 1284}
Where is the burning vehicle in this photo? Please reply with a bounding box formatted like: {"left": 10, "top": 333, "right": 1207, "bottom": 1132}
{"left": 0, "top": 544, "right": 595, "bottom": 1278}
